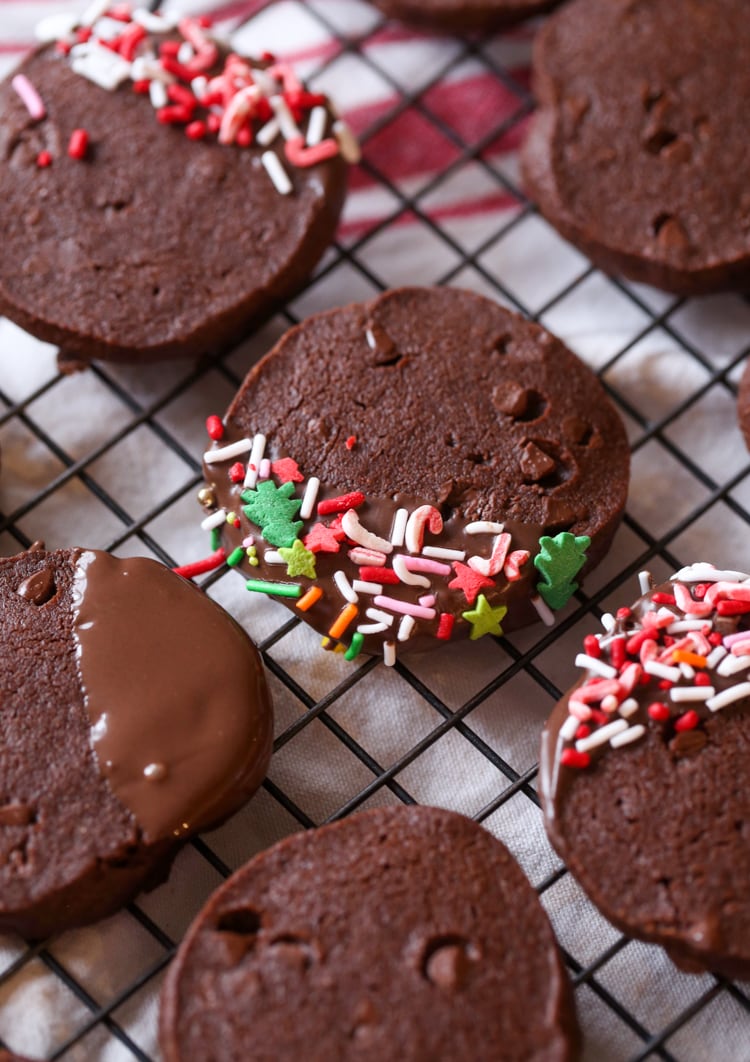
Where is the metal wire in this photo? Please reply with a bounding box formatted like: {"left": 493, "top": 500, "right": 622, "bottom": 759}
{"left": 1, "top": 1, "right": 749, "bottom": 1057}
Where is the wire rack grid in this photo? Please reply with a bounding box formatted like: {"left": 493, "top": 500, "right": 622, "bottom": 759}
{"left": 1, "top": 0, "right": 750, "bottom": 1058}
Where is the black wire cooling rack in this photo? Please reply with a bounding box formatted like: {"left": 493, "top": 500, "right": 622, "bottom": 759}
{"left": 2, "top": 0, "right": 750, "bottom": 1058}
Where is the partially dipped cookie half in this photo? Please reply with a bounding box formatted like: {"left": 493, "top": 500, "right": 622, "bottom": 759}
{"left": 541, "top": 563, "right": 750, "bottom": 978}
{"left": 197, "top": 286, "right": 629, "bottom": 664}
{"left": 160, "top": 805, "right": 580, "bottom": 1061}
{"left": 0, "top": 8, "right": 354, "bottom": 364}
{"left": 0, "top": 547, "right": 272, "bottom": 939}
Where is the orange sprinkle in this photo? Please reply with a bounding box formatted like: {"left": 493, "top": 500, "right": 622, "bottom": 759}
{"left": 671, "top": 650, "right": 707, "bottom": 668}
{"left": 328, "top": 603, "right": 358, "bottom": 639}
{"left": 296, "top": 586, "right": 323, "bottom": 612}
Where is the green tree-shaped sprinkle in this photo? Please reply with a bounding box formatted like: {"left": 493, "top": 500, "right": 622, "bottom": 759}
{"left": 241, "top": 481, "right": 302, "bottom": 547}
{"left": 534, "top": 532, "right": 591, "bottom": 610}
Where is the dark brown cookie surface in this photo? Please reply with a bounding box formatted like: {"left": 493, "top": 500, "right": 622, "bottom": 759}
{"left": 199, "top": 286, "right": 629, "bottom": 662}
{"left": 522, "top": 0, "right": 750, "bottom": 294}
{"left": 369, "top": 0, "right": 559, "bottom": 33}
{"left": 0, "top": 548, "right": 272, "bottom": 939}
{"left": 160, "top": 805, "right": 579, "bottom": 1061}
{"left": 541, "top": 564, "right": 750, "bottom": 977}
{"left": 0, "top": 12, "right": 351, "bottom": 363}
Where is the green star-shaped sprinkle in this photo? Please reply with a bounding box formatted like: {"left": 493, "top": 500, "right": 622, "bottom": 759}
{"left": 533, "top": 532, "right": 591, "bottom": 610}
{"left": 241, "top": 480, "right": 302, "bottom": 547}
{"left": 462, "top": 594, "right": 507, "bottom": 640}
{"left": 278, "top": 538, "right": 317, "bottom": 579}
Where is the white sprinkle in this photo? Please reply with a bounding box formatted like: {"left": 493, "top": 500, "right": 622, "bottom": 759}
{"left": 679, "top": 663, "right": 695, "bottom": 680}
{"left": 333, "top": 119, "right": 361, "bottom": 163}
{"left": 601, "top": 612, "right": 615, "bottom": 633}
{"left": 601, "top": 694, "right": 619, "bottom": 713}
{"left": 149, "top": 79, "right": 168, "bottom": 109}
{"left": 638, "top": 570, "right": 653, "bottom": 594}
{"left": 560, "top": 715, "right": 580, "bottom": 741}
{"left": 423, "top": 545, "right": 466, "bottom": 561}
{"left": 256, "top": 117, "right": 281, "bottom": 147}
{"left": 707, "top": 682, "right": 750, "bottom": 712}
{"left": 610, "top": 724, "right": 646, "bottom": 749}
{"left": 365, "top": 608, "right": 394, "bottom": 627}
{"left": 574, "top": 653, "right": 617, "bottom": 679}
{"left": 80, "top": 0, "right": 111, "bottom": 26}
{"left": 716, "top": 653, "right": 750, "bottom": 677}
{"left": 132, "top": 56, "right": 174, "bottom": 83}
{"left": 259, "top": 458, "right": 271, "bottom": 480}
{"left": 204, "top": 437, "right": 253, "bottom": 465}
{"left": 390, "top": 508, "right": 408, "bottom": 548}
{"left": 333, "top": 570, "right": 358, "bottom": 604}
{"left": 191, "top": 76, "right": 208, "bottom": 100}
{"left": 383, "top": 641, "right": 396, "bottom": 667}
{"left": 619, "top": 698, "right": 639, "bottom": 718}
{"left": 35, "top": 12, "right": 78, "bottom": 42}
{"left": 91, "top": 15, "right": 126, "bottom": 40}
{"left": 270, "top": 95, "right": 301, "bottom": 140}
{"left": 263, "top": 551, "right": 285, "bottom": 565}
{"left": 706, "top": 645, "right": 728, "bottom": 669}
{"left": 177, "top": 41, "right": 195, "bottom": 64}
{"left": 71, "top": 44, "right": 132, "bottom": 91}
{"left": 576, "top": 718, "right": 628, "bottom": 752}
{"left": 299, "top": 477, "right": 320, "bottom": 520}
{"left": 356, "top": 621, "right": 389, "bottom": 634}
{"left": 342, "top": 510, "right": 392, "bottom": 555}
{"left": 306, "top": 105, "right": 328, "bottom": 146}
{"left": 243, "top": 434, "right": 266, "bottom": 488}
{"left": 672, "top": 565, "right": 749, "bottom": 583}
{"left": 261, "top": 150, "right": 293, "bottom": 195}
{"left": 670, "top": 686, "right": 715, "bottom": 702}
{"left": 667, "top": 619, "right": 710, "bottom": 633}
{"left": 397, "top": 616, "right": 415, "bottom": 642}
{"left": 132, "top": 8, "right": 178, "bottom": 31}
{"left": 201, "top": 509, "right": 227, "bottom": 531}
{"left": 644, "top": 660, "right": 681, "bottom": 682}
{"left": 352, "top": 580, "right": 382, "bottom": 595}
{"left": 531, "top": 595, "right": 555, "bottom": 627}
{"left": 465, "top": 521, "right": 505, "bottom": 535}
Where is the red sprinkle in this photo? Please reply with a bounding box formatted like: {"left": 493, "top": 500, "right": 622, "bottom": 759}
{"left": 157, "top": 104, "right": 193, "bottom": 124}
{"left": 317, "top": 491, "right": 365, "bottom": 516}
{"left": 436, "top": 613, "right": 455, "bottom": 640}
{"left": 261, "top": 50, "right": 276, "bottom": 62}
{"left": 583, "top": 634, "right": 601, "bottom": 659}
{"left": 360, "top": 566, "right": 399, "bottom": 585}
{"left": 167, "top": 83, "right": 198, "bottom": 110}
{"left": 717, "top": 600, "right": 750, "bottom": 616}
{"left": 651, "top": 592, "right": 676, "bottom": 605}
{"left": 694, "top": 583, "right": 708, "bottom": 600}
{"left": 345, "top": 435, "right": 357, "bottom": 450}
{"left": 55, "top": 40, "right": 72, "bottom": 55}
{"left": 560, "top": 748, "right": 591, "bottom": 770}
{"left": 694, "top": 672, "right": 711, "bottom": 686}
{"left": 616, "top": 607, "right": 632, "bottom": 621}
{"left": 674, "top": 709, "right": 700, "bottom": 732}
{"left": 173, "top": 547, "right": 227, "bottom": 579}
{"left": 662, "top": 635, "right": 675, "bottom": 646}
{"left": 658, "top": 679, "right": 674, "bottom": 690}
{"left": 648, "top": 701, "right": 670, "bottom": 722}
{"left": 76, "top": 26, "right": 92, "bottom": 43}
{"left": 206, "top": 113, "right": 222, "bottom": 133}
{"left": 626, "top": 629, "right": 651, "bottom": 655}
{"left": 229, "top": 462, "right": 245, "bottom": 483}
{"left": 708, "top": 632, "right": 723, "bottom": 646}
{"left": 67, "top": 128, "right": 89, "bottom": 160}
{"left": 160, "top": 56, "right": 196, "bottom": 82}
{"left": 185, "top": 119, "right": 207, "bottom": 139}
{"left": 205, "top": 414, "right": 224, "bottom": 440}
{"left": 610, "top": 637, "right": 626, "bottom": 670}
{"left": 236, "top": 125, "right": 253, "bottom": 148}
{"left": 575, "top": 724, "right": 591, "bottom": 740}
{"left": 132, "top": 79, "right": 151, "bottom": 94}
{"left": 36, "top": 150, "right": 52, "bottom": 168}
{"left": 589, "top": 709, "right": 609, "bottom": 726}
{"left": 159, "top": 40, "right": 182, "bottom": 57}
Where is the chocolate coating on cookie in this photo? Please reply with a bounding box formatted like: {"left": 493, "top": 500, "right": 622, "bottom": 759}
{"left": 0, "top": 548, "right": 272, "bottom": 939}
{"left": 541, "top": 564, "right": 750, "bottom": 977}
{"left": 160, "top": 805, "right": 579, "bottom": 1061}
{"left": 0, "top": 16, "right": 349, "bottom": 363}
{"left": 201, "top": 286, "right": 628, "bottom": 658}
{"left": 522, "top": 0, "right": 750, "bottom": 294}
{"left": 369, "top": 0, "right": 560, "bottom": 33}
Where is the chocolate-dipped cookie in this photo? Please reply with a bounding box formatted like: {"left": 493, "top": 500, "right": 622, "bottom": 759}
{"left": 0, "top": 9, "right": 354, "bottom": 364}
{"left": 0, "top": 547, "right": 272, "bottom": 939}
{"left": 541, "top": 564, "right": 750, "bottom": 978}
{"left": 522, "top": 0, "right": 750, "bottom": 294}
{"left": 160, "top": 805, "right": 579, "bottom": 1061}
{"left": 369, "top": 0, "right": 560, "bottom": 33}
{"left": 197, "top": 286, "right": 629, "bottom": 664}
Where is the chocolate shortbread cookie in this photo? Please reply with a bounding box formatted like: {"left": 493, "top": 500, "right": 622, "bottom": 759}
{"left": 0, "top": 10, "right": 352, "bottom": 363}
{"left": 0, "top": 547, "right": 272, "bottom": 939}
{"left": 198, "top": 286, "right": 629, "bottom": 663}
{"left": 369, "top": 0, "right": 560, "bottom": 33}
{"left": 522, "top": 0, "right": 750, "bottom": 294}
{"left": 160, "top": 805, "right": 579, "bottom": 1061}
{"left": 541, "top": 564, "right": 750, "bottom": 977}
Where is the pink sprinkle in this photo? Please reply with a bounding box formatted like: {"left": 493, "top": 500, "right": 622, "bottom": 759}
{"left": 372, "top": 595, "right": 436, "bottom": 620}
{"left": 723, "top": 630, "right": 750, "bottom": 647}
{"left": 730, "top": 639, "right": 750, "bottom": 657}
{"left": 284, "top": 134, "right": 339, "bottom": 168}
{"left": 242, "top": 535, "right": 254, "bottom": 547}
{"left": 348, "top": 547, "right": 386, "bottom": 566}
{"left": 403, "top": 555, "right": 451, "bottom": 577}
{"left": 618, "top": 662, "right": 642, "bottom": 695}
{"left": 419, "top": 594, "right": 436, "bottom": 608}
{"left": 259, "top": 458, "right": 271, "bottom": 480}
{"left": 12, "top": 75, "right": 46, "bottom": 121}
{"left": 568, "top": 700, "right": 593, "bottom": 722}
{"left": 705, "top": 581, "right": 750, "bottom": 607}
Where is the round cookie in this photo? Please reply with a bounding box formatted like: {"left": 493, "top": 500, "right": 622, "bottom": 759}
{"left": 0, "top": 11, "right": 352, "bottom": 364}
{"left": 368, "top": 0, "right": 560, "bottom": 33}
{"left": 522, "top": 0, "right": 750, "bottom": 294}
{"left": 540, "top": 563, "right": 750, "bottom": 978}
{"left": 160, "top": 805, "right": 579, "bottom": 1061}
{"left": 199, "top": 286, "right": 629, "bottom": 662}
{"left": 0, "top": 547, "right": 272, "bottom": 939}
